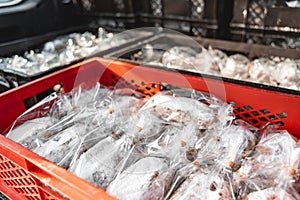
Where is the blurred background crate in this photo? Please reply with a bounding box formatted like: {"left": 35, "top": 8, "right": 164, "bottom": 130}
{"left": 135, "top": 0, "right": 233, "bottom": 38}
{"left": 77, "top": 0, "right": 137, "bottom": 30}
{"left": 76, "top": 0, "right": 233, "bottom": 39}
{"left": 230, "top": 0, "right": 300, "bottom": 48}
{"left": 105, "top": 32, "right": 300, "bottom": 100}
{"left": 106, "top": 32, "right": 300, "bottom": 64}
{"left": 0, "top": 26, "right": 154, "bottom": 108}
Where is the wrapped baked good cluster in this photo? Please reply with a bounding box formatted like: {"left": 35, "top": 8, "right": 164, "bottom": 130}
{"left": 0, "top": 27, "right": 127, "bottom": 78}
{"left": 0, "top": 71, "right": 11, "bottom": 92}
{"left": 133, "top": 44, "right": 300, "bottom": 91}
{"left": 7, "top": 83, "right": 300, "bottom": 199}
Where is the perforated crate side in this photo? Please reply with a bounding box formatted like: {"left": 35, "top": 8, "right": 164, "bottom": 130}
{"left": 0, "top": 154, "right": 63, "bottom": 200}
{"left": 98, "top": 58, "right": 300, "bottom": 137}
{"left": 109, "top": 68, "right": 289, "bottom": 130}
{"left": 0, "top": 133, "right": 116, "bottom": 200}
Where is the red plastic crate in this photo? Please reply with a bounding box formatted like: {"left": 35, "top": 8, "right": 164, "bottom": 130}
{"left": 0, "top": 57, "right": 300, "bottom": 199}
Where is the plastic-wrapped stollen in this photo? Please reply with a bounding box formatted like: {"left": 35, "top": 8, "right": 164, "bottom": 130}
{"left": 233, "top": 130, "right": 297, "bottom": 198}
{"left": 245, "top": 187, "right": 298, "bottom": 200}
{"left": 142, "top": 126, "right": 201, "bottom": 198}
{"left": 32, "top": 124, "right": 85, "bottom": 168}
{"left": 131, "top": 44, "right": 164, "bottom": 65}
{"left": 69, "top": 134, "right": 139, "bottom": 189}
{"left": 221, "top": 54, "right": 250, "bottom": 79}
{"left": 247, "top": 58, "right": 276, "bottom": 85}
{"left": 0, "top": 27, "right": 121, "bottom": 77}
{"left": 140, "top": 94, "right": 217, "bottom": 129}
{"left": 161, "top": 47, "right": 199, "bottom": 70}
{"left": 193, "top": 48, "right": 218, "bottom": 75}
{"left": 145, "top": 124, "right": 198, "bottom": 159}
{"left": 166, "top": 122, "right": 257, "bottom": 200}
{"left": 7, "top": 117, "right": 53, "bottom": 144}
{"left": 140, "top": 44, "right": 155, "bottom": 62}
{"left": 208, "top": 47, "right": 227, "bottom": 72}
{"left": 107, "top": 156, "right": 169, "bottom": 200}
{"left": 49, "top": 84, "right": 109, "bottom": 119}
{"left": 290, "top": 141, "right": 300, "bottom": 194}
{"left": 142, "top": 168, "right": 175, "bottom": 200}
{"left": 154, "top": 88, "right": 235, "bottom": 129}
{"left": 120, "top": 110, "right": 165, "bottom": 144}
{"left": 195, "top": 121, "right": 256, "bottom": 170}
{"left": 271, "top": 58, "right": 300, "bottom": 90}
{"left": 170, "top": 171, "right": 233, "bottom": 200}
{"left": 32, "top": 123, "right": 109, "bottom": 169}
{"left": 161, "top": 46, "right": 219, "bottom": 75}
{"left": 8, "top": 84, "right": 109, "bottom": 148}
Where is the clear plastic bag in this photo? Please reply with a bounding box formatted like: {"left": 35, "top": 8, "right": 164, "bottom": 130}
{"left": 120, "top": 110, "right": 165, "bottom": 144}
{"left": 193, "top": 47, "right": 219, "bottom": 75}
{"left": 221, "top": 54, "right": 250, "bottom": 79}
{"left": 69, "top": 134, "right": 140, "bottom": 189}
{"left": 8, "top": 83, "right": 108, "bottom": 149}
{"left": 140, "top": 92, "right": 216, "bottom": 129}
{"left": 149, "top": 89, "right": 233, "bottom": 129}
{"left": 162, "top": 46, "right": 199, "bottom": 70}
{"left": 107, "top": 156, "right": 169, "bottom": 200}
{"left": 164, "top": 121, "right": 257, "bottom": 200}
{"left": 32, "top": 123, "right": 109, "bottom": 169}
{"left": 132, "top": 44, "right": 163, "bottom": 64}
{"left": 0, "top": 27, "right": 121, "bottom": 76}
{"left": 233, "top": 130, "right": 298, "bottom": 199}
{"left": 245, "top": 187, "right": 300, "bottom": 200}
{"left": 195, "top": 120, "right": 257, "bottom": 171}
{"left": 6, "top": 92, "right": 60, "bottom": 146}
{"left": 248, "top": 58, "right": 277, "bottom": 85}
{"left": 7, "top": 117, "right": 53, "bottom": 144}
{"left": 142, "top": 167, "right": 176, "bottom": 200}
{"left": 145, "top": 124, "right": 199, "bottom": 162}
{"left": 169, "top": 169, "right": 234, "bottom": 200}
{"left": 161, "top": 46, "right": 218, "bottom": 75}
{"left": 290, "top": 141, "right": 300, "bottom": 195}
{"left": 49, "top": 83, "right": 110, "bottom": 118}
{"left": 208, "top": 46, "right": 227, "bottom": 72}
{"left": 271, "top": 58, "right": 300, "bottom": 90}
